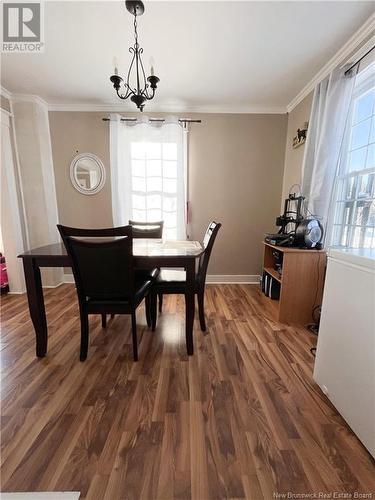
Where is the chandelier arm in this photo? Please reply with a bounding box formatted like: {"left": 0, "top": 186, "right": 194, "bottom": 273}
{"left": 116, "top": 84, "right": 135, "bottom": 100}
{"left": 126, "top": 47, "right": 137, "bottom": 92}
{"left": 143, "top": 87, "right": 155, "bottom": 100}
{"left": 138, "top": 47, "right": 148, "bottom": 93}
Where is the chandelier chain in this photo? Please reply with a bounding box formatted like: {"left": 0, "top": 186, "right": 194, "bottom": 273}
{"left": 133, "top": 13, "right": 138, "bottom": 46}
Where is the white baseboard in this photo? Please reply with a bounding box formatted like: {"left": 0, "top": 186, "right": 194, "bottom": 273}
{"left": 63, "top": 273, "right": 260, "bottom": 285}
{"left": 43, "top": 282, "right": 64, "bottom": 289}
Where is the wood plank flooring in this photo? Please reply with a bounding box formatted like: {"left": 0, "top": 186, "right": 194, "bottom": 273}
{"left": 1, "top": 284, "right": 374, "bottom": 499}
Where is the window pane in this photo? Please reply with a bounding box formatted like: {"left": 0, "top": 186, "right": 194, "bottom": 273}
{"left": 164, "top": 179, "right": 177, "bottom": 194}
{"left": 353, "top": 89, "right": 375, "bottom": 124}
{"left": 147, "top": 160, "right": 162, "bottom": 177}
{"left": 131, "top": 143, "right": 146, "bottom": 159}
{"left": 164, "top": 212, "right": 177, "bottom": 228}
{"left": 164, "top": 228, "right": 177, "bottom": 240}
{"left": 147, "top": 208, "right": 162, "bottom": 221}
{"left": 353, "top": 201, "right": 371, "bottom": 226}
{"left": 348, "top": 147, "right": 367, "bottom": 172}
{"left": 366, "top": 143, "right": 375, "bottom": 168}
{"left": 368, "top": 200, "right": 375, "bottom": 226}
{"left": 163, "top": 161, "right": 177, "bottom": 178}
{"left": 132, "top": 194, "right": 146, "bottom": 210}
{"left": 350, "top": 119, "right": 371, "bottom": 150}
{"left": 364, "top": 227, "right": 374, "bottom": 248}
{"left": 132, "top": 176, "right": 146, "bottom": 192}
{"left": 331, "top": 225, "right": 342, "bottom": 246}
{"left": 146, "top": 194, "right": 161, "bottom": 210}
{"left": 163, "top": 143, "right": 177, "bottom": 160}
{"left": 341, "top": 225, "right": 349, "bottom": 246}
{"left": 133, "top": 209, "right": 146, "bottom": 221}
{"left": 352, "top": 226, "right": 362, "bottom": 248}
{"left": 343, "top": 202, "right": 354, "bottom": 225}
{"left": 334, "top": 202, "right": 344, "bottom": 224}
{"left": 132, "top": 159, "right": 145, "bottom": 177}
{"left": 163, "top": 197, "right": 177, "bottom": 212}
{"left": 370, "top": 118, "right": 375, "bottom": 144}
{"left": 358, "top": 173, "right": 375, "bottom": 198}
{"left": 146, "top": 142, "right": 161, "bottom": 159}
{"left": 147, "top": 177, "right": 162, "bottom": 192}
{"left": 345, "top": 176, "right": 357, "bottom": 199}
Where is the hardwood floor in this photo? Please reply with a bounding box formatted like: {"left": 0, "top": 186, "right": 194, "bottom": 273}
{"left": 1, "top": 284, "right": 374, "bottom": 499}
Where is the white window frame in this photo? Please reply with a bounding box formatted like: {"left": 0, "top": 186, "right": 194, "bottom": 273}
{"left": 330, "top": 62, "right": 375, "bottom": 249}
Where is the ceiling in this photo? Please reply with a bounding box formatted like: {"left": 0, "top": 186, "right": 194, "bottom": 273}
{"left": 1, "top": 1, "right": 374, "bottom": 112}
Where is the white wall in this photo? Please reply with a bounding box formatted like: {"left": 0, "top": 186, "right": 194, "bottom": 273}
{"left": 11, "top": 98, "right": 63, "bottom": 287}
{"left": 0, "top": 110, "right": 25, "bottom": 292}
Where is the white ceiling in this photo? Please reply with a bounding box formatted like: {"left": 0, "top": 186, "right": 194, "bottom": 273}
{"left": 1, "top": 1, "right": 374, "bottom": 112}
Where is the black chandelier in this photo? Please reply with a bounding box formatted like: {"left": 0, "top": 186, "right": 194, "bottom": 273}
{"left": 110, "top": 0, "right": 159, "bottom": 111}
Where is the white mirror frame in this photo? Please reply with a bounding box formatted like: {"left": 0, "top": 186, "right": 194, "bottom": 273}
{"left": 69, "top": 152, "right": 106, "bottom": 195}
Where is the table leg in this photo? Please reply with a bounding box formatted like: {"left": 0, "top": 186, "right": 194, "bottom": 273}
{"left": 22, "top": 258, "right": 48, "bottom": 357}
{"left": 185, "top": 260, "right": 195, "bottom": 355}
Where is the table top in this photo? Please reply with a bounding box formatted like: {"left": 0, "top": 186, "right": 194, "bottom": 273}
{"left": 19, "top": 239, "right": 204, "bottom": 259}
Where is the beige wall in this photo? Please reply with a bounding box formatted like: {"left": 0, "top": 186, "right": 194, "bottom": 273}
{"left": 49, "top": 112, "right": 113, "bottom": 228}
{"left": 49, "top": 111, "right": 287, "bottom": 276}
{"left": 188, "top": 113, "right": 287, "bottom": 274}
{"left": 281, "top": 92, "right": 313, "bottom": 203}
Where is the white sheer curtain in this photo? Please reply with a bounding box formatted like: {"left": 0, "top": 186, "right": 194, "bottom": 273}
{"left": 301, "top": 66, "right": 356, "bottom": 240}
{"left": 110, "top": 114, "right": 186, "bottom": 239}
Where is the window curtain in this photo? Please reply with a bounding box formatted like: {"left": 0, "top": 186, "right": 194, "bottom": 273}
{"left": 110, "top": 114, "right": 187, "bottom": 239}
{"left": 301, "top": 65, "right": 357, "bottom": 241}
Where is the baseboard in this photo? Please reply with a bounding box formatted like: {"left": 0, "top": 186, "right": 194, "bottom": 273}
{"left": 43, "top": 282, "right": 64, "bottom": 289}
{"left": 63, "top": 273, "right": 260, "bottom": 285}
{"left": 206, "top": 275, "right": 260, "bottom": 284}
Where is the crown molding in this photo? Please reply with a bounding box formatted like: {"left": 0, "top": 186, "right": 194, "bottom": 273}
{"left": 287, "top": 14, "right": 375, "bottom": 113}
{"left": 3, "top": 88, "right": 286, "bottom": 114}
{"left": 11, "top": 93, "right": 49, "bottom": 109}
{"left": 48, "top": 102, "right": 287, "bottom": 114}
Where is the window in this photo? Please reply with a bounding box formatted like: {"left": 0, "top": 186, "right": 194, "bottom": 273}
{"left": 110, "top": 118, "right": 186, "bottom": 241}
{"left": 331, "top": 62, "right": 375, "bottom": 249}
{"left": 130, "top": 140, "right": 182, "bottom": 240}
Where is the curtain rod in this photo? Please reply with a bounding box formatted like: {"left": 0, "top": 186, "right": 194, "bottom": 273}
{"left": 102, "top": 117, "right": 201, "bottom": 124}
{"left": 344, "top": 45, "right": 374, "bottom": 76}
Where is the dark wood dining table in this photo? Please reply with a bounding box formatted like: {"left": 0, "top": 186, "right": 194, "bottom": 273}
{"left": 18, "top": 239, "right": 204, "bottom": 358}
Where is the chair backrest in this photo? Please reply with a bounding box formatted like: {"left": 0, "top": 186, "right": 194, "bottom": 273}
{"left": 197, "top": 222, "right": 222, "bottom": 286}
{"left": 57, "top": 225, "right": 134, "bottom": 303}
{"left": 129, "top": 220, "right": 164, "bottom": 239}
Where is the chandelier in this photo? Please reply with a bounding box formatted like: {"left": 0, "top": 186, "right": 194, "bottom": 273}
{"left": 110, "top": 0, "right": 159, "bottom": 111}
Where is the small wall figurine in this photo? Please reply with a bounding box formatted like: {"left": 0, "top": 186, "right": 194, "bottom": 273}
{"left": 293, "top": 121, "right": 308, "bottom": 149}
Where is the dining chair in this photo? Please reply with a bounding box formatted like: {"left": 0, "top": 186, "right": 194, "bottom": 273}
{"left": 150, "top": 221, "right": 222, "bottom": 332}
{"left": 129, "top": 219, "right": 164, "bottom": 311}
{"left": 57, "top": 224, "right": 157, "bottom": 361}
{"left": 129, "top": 220, "right": 164, "bottom": 239}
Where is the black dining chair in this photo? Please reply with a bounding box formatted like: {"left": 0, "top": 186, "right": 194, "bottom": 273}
{"left": 57, "top": 224, "right": 157, "bottom": 362}
{"left": 129, "top": 219, "right": 164, "bottom": 311}
{"left": 129, "top": 220, "right": 164, "bottom": 239}
{"left": 150, "top": 222, "right": 221, "bottom": 332}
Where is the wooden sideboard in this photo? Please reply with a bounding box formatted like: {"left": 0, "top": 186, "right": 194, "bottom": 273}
{"left": 262, "top": 242, "right": 326, "bottom": 325}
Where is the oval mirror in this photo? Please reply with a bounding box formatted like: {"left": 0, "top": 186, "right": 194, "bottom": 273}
{"left": 70, "top": 153, "right": 106, "bottom": 195}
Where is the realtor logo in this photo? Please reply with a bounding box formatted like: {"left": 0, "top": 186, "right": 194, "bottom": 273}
{"left": 2, "top": 2, "right": 44, "bottom": 52}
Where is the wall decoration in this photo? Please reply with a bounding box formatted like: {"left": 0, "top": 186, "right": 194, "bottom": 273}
{"left": 70, "top": 153, "right": 106, "bottom": 195}
{"left": 293, "top": 121, "right": 308, "bottom": 149}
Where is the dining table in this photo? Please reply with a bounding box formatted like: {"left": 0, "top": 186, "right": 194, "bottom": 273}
{"left": 18, "top": 238, "right": 204, "bottom": 358}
